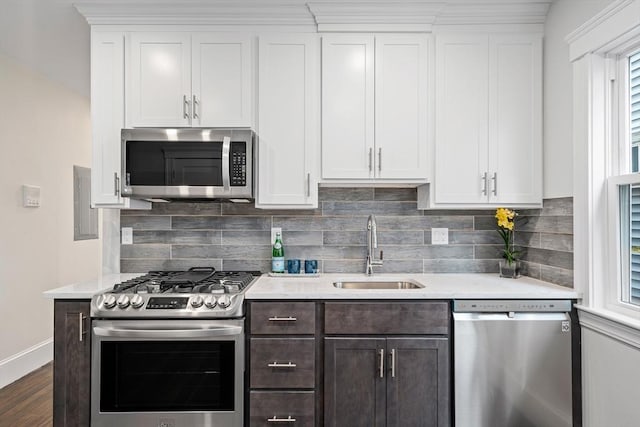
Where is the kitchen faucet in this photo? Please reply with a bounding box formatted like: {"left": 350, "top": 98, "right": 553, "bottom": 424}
{"left": 366, "top": 214, "right": 383, "bottom": 275}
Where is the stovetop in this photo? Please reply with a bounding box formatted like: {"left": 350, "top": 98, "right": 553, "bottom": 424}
{"left": 91, "top": 268, "right": 261, "bottom": 319}
{"left": 111, "top": 268, "right": 259, "bottom": 295}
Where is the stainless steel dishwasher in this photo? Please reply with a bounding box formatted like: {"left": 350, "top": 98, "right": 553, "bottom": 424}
{"left": 453, "top": 300, "right": 574, "bottom": 427}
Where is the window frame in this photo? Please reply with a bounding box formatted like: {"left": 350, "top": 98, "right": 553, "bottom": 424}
{"left": 605, "top": 43, "right": 640, "bottom": 318}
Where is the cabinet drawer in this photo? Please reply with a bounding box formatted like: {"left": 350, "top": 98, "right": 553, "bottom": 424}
{"left": 250, "top": 391, "right": 315, "bottom": 426}
{"left": 250, "top": 338, "right": 315, "bottom": 389}
{"left": 324, "top": 302, "right": 449, "bottom": 335}
{"left": 250, "top": 302, "right": 315, "bottom": 335}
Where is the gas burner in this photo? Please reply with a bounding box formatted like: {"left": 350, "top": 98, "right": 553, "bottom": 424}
{"left": 172, "top": 283, "right": 195, "bottom": 293}
{"left": 193, "top": 283, "right": 226, "bottom": 294}
{"left": 93, "top": 268, "right": 261, "bottom": 319}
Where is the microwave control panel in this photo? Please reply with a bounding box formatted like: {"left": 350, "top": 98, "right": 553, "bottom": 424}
{"left": 231, "top": 143, "right": 247, "bottom": 186}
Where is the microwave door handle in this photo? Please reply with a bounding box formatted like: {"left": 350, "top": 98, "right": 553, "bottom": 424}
{"left": 222, "top": 136, "right": 231, "bottom": 192}
{"left": 93, "top": 325, "right": 242, "bottom": 339}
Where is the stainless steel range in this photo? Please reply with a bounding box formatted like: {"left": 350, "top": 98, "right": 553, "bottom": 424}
{"left": 90, "top": 268, "right": 260, "bottom": 427}
{"left": 91, "top": 267, "right": 258, "bottom": 319}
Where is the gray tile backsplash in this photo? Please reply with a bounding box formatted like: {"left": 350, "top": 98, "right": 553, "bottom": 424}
{"left": 120, "top": 189, "right": 574, "bottom": 288}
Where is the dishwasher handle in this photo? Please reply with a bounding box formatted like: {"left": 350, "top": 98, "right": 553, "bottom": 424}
{"left": 453, "top": 311, "right": 571, "bottom": 322}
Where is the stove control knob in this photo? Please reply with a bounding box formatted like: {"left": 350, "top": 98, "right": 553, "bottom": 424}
{"left": 191, "top": 295, "right": 204, "bottom": 308}
{"left": 204, "top": 296, "right": 217, "bottom": 309}
{"left": 218, "top": 295, "right": 231, "bottom": 309}
{"left": 116, "top": 295, "right": 130, "bottom": 309}
{"left": 130, "top": 294, "right": 144, "bottom": 309}
{"left": 103, "top": 294, "right": 117, "bottom": 309}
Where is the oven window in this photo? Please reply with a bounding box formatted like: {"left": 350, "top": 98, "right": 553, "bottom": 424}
{"left": 100, "top": 341, "right": 235, "bottom": 412}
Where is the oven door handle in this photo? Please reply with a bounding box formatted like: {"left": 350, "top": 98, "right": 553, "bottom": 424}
{"left": 93, "top": 325, "right": 242, "bottom": 339}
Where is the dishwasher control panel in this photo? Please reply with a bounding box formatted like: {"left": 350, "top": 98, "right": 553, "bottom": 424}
{"left": 453, "top": 299, "right": 572, "bottom": 313}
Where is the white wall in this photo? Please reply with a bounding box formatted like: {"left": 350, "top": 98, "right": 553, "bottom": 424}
{"left": 0, "top": 52, "right": 100, "bottom": 386}
{"left": 582, "top": 328, "right": 640, "bottom": 426}
{"left": 543, "top": 0, "right": 613, "bottom": 198}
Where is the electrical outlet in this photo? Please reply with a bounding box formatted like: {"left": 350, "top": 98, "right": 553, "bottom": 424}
{"left": 121, "top": 227, "right": 133, "bottom": 245}
{"left": 431, "top": 228, "right": 449, "bottom": 245}
{"left": 271, "top": 227, "right": 282, "bottom": 244}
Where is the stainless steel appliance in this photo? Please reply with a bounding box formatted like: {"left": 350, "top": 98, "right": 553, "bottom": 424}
{"left": 453, "top": 300, "right": 574, "bottom": 427}
{"left": 90, "top": 268, "right": 260, "bottom": 427}
{"left": 121, "top": 128, "right": 254, "bottom": 200}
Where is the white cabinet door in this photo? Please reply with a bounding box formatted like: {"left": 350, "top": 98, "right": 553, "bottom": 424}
{"left": 91, "top": 31, "right": 150, "bottom": 209}
{"left": 322, "top": 35, "right": 375, "bottom": 179}
{"left": 434, "top": 34, "right": 489, "bottom": 204}
{"left": 91, "top": 32, "right": 124, "bottom": 205}
{"left": 257, "top": 35, "right": 319, "bottom": 207}
{"left": 128, "top": 33, "right": 191, "bottom": 127}
{"left": 192, "top": 34, "right": 252, "bottom": 127}
{"left": 375, "top": 35, "right": 429, "bottom": 179}
{"left": 488, "top": 34, "right": 542, "bottom": 204}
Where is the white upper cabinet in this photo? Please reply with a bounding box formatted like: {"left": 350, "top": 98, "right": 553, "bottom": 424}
{"left": 256, "top": 34, "right": 319, "bottom": 208}
{"left": 434, "top": 34, "right": 489, "bottom": 205}
{"left": 488, "top": 34, "right": 542, "bottom": 205}
{"left": 375, "top": 35, "right": 429, "bottom": 179}
{"left": 321, "top": 34, "right": 429, "bottom": 181}
{"left": 128, "top": 33, "right": 192, "bottom": 127}
{"left": 91, "top": 31, "right": 150, "bottom": 209}
{"left": 431, "top": 33, "right": 542, "bottom": 208}
{"left": 322, "top": 35, "right": 374, "bottom": 179}
{"left": 127, "top": 32, "right": 252, "bottom": 128}
{"left": 192, "top": 34, "right": 252, "bottom": 127}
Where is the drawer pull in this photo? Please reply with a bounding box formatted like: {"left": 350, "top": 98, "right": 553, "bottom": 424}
{"left": 268, "top": 316, "right": 297, "bottom": 321}
{"left": 268, "top": 362, "right": 297, "bottom": 368}
{"left": 268, "top": 415, "right": 297, "bottom": 423}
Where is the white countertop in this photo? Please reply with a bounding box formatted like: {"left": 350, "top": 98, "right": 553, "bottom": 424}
{"left": 42, "top": 272, "right": 580, "bottom": 300}
{"left": 244, "top": 273, "right": 580, "bottom": 300}
{"left": 42, "top": 273, "right": 144, "bottom": 299}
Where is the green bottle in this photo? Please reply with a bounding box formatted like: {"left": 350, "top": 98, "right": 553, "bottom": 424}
{"left": 272, "top": 231, "right": 285, "bottom": 273}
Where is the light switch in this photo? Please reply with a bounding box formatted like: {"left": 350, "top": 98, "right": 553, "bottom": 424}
{"left": 431, "top": 228, "right": 449, "bottom": 245}
{"left": 121, "top": 227, "right": 133, "bottom": 245}
{"left": 22, "top": 184, "right": 41, "bottom": 207}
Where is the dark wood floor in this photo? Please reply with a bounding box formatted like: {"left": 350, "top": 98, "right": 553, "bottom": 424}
{"left": 0, "top": 363, "right": 53, "bottom": 427}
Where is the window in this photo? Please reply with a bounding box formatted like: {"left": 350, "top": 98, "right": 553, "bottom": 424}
{"left": 609, "top": 49, "right": 640, "bottom": 311}
{"left": 628, "top": 52, "right": 640, "bottom": 305}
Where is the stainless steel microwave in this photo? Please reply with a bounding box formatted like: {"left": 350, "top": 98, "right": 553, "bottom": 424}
{"left": 121, "top": 128, "right": 254, "bottom": 200}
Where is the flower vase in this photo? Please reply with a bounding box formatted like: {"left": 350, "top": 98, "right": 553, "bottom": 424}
{"left": 499, "top": 260, "right": 521, "bottom": 279}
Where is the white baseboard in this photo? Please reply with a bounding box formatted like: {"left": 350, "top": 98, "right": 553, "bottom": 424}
{"left": 0, "top": 338, "right": 53, "bottom": 389}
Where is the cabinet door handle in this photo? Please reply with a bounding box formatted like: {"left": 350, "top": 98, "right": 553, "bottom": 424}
{"left": 368, "top": 148, "right": 373, "bottom": 172}
{"left": 492, "top": 172, "right": 498, "bottom": 196}
{"left": 307, "top": 173, "right": 311, "bottom": 198}
{"left": 390, "top": 348, "right": 396, "bottom": 378}
{"left": 78, "top": 313, "right": 87, "bottom": 342}
{"left": 268, "top": 316, "right": 297, "bottom": 322}
{"left": 183, "top": 95, "right": 190, "bottom": 120}
{"left": 481, "top": 172, "right": 488, "bottom": 196}
{"left": 267, "top": 362, "right": 297, "bottom": 368}
{"left": 192, "top": 95, "right": 199, "bottom": 119}
{"left": 379, "top": 349, "right": 385, "bottom": 378}
{"left": 268, "top": 416, "right": 297, "bottom": 423}
{"left": 114, "top": 173, "right": 120, "bottom": 196}
{"left": 378, "top": 147, "right": 382, "bottom": 172}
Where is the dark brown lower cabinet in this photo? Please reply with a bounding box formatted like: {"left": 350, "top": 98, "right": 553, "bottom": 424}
{"left": 53, "top": 300, "right": 91, "bottom": 427}
{"left": 324, "top": 337, "right": 449, "bottom": 427}
{"left": 249, "top": 391, "right": 315, "bottom": 426}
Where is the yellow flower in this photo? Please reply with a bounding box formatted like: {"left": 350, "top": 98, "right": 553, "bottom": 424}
{"left": 495, "top": 208, "right": 516, "bottom": 230}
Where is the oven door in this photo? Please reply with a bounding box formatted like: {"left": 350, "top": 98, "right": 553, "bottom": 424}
{"left": 91, "top": 319, "right": 244, "bottom": 427}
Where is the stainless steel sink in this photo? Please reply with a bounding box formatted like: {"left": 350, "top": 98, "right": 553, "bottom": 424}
{"left": 332, "top": 280, "right": 424, "bottom": 289}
